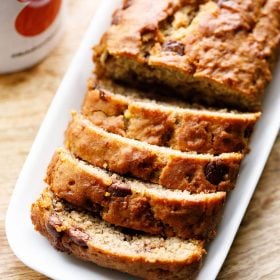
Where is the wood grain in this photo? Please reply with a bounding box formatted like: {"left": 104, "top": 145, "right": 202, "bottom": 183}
{"left": 0, "top": 0, "right": 279, "bottom": 279}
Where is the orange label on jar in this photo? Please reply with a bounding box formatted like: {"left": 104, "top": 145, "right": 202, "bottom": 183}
{"left": 15, "top": 0, "right": 62, "bottom": 37}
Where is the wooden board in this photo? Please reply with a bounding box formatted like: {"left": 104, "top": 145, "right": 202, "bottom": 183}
{"left": 0, "top": 0, "right": 279, "bottom": 279}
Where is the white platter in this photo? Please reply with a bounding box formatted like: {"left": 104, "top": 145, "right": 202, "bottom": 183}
{"left": 5, "top": 1, "right": 280, "bottom": 279}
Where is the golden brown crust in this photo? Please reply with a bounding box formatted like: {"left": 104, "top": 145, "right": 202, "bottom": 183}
{"left": 31, "top": 188, "right": 205, "bottom": 280}
{"left": 47, "top": 148, "right": 226, "bottom": 239}
{"left": 65, "top": 113, "right": 243, "bottom": 193}
{"left": 83, "top": 78, "right": 260, "bottom": 154}
{"left": 94, "top": 0, "right": 280, "bottom": 111}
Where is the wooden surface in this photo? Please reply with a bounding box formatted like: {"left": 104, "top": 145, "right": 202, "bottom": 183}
{"left": 0, "top": 0, "right": 279, "bottom": 279}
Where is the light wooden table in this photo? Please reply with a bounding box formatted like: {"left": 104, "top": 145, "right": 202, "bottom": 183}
{"left": 0, "top": 1, "right": 279, "bottom": 279}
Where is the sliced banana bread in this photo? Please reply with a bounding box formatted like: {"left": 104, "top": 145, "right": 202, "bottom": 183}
{"left": 83, "top": 77, "right": 260, "bottom": 154}
{"left": 31, "top": 188, "right": 206, "bottom": 280}
{"left": 47, "top": 148, "right": 226, "bottom": 239}
{"left": 65, "top": 113, "right": 243, "bottom": 193}
{"left": 94, "top": 0, "right": 280, "bottom": 111}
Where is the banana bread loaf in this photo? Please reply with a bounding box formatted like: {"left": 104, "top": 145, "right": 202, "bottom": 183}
{"left": 94, "top": 0, "right": 280, "bottom": 111}
{"left": 83, "top": 77, "right": 260, "bottom": 154}
{"left": 31, "top": 188, "right": 206, "bottom": 280}
{"left": 65, "top": 113, "right": 243, "bottom": 193}
{"left": 47, "top": 148, "right": 226, "bottom": 239}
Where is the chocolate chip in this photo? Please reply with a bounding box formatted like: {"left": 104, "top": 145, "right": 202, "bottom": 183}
{"left": 99, "top": 89, "right": 107, "bottom": 101}
{"left": 244, "top": 126, "right": 253, "bottom": 138}
{"left": 68, "top": 228, "right": 89, "bottom": 248}
{"left": 121, "top": 227, "right": 139, "bottom": 235}
{"left": 222, "top": 138, "right": 232, "bottom": 145}
{"left": 204, "top": 162, "right": 229, "bottom": 185}
{"left": 108, "top": 181, "right": 132, "bottom": 197}
{"left": 46, "top": 214, "right": 62, "bottom": 239}
{"left": 234, "top": 142, "right": 245, "bottom": 152}
{"left": 68, "top": 179, "right": 75, "bottom": 186}
{"left": 162, "top": 40, "right": 185, "bottom": 56}
{"left": 84, "top": 199, "right": 102, "bottom": 214}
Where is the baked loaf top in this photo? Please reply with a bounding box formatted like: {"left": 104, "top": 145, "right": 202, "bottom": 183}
{"left": 31, "top": 188, "right": 205, "bottom": 280}
{"left": 94, "top": 0, "right": 280, "bottom": 111}
{"left": 47, "top": 148, "right": 226, "bottom": 239}
{"left": 65, "top": 113, "right": 243, "bottom": 193}
{"left": 83, "top": 77, "right": 260, "bottom": 154}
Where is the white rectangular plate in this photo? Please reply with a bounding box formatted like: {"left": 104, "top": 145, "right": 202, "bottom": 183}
{"left": 6, "top": 1, "right": 280, "bottom": 279}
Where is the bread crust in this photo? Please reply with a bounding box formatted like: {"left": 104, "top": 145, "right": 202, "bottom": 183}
{"left": 65, "top": 113, "right": 243, "bottom": 193}
{"left": 31, "top": 188, "right": 205, "bottom": 280}
{"left": 94, "top": 0, "right": 280, "bottom": 111}
{"left": 83, "top": 77, "right": 260, "bottom": 154}
{"left": 47, "top": 148, "right": 226, "bottom": 239}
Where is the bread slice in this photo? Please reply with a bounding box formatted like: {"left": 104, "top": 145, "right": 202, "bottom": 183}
{"left": 31, "top": 188, "right": 206, "bottom": 280}
{"left": 65, "top": 113, "right": 243, "bottom": 193}
{"left": 47, "top": 148, "right": 226, "bottom": 239}
{"left": 94, "top": 0, "right": 280, "bottom": 111}
{"left": 83, "top": 77, "right": 260, "bottom": 154}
